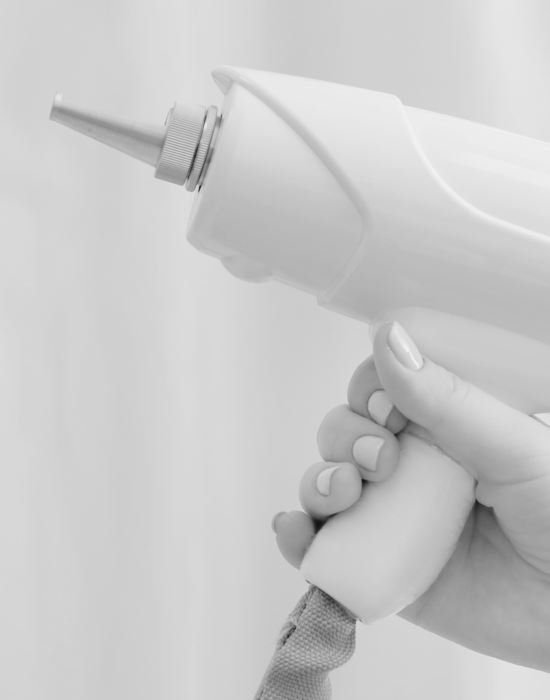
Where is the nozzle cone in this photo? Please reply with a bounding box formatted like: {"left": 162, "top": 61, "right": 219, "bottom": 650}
{"left": 49, "top": 93, "right": 167, "bottom": 167}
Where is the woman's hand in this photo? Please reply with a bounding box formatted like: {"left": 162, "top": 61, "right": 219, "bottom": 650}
{"left": 273, "top": 322, "right": 550, "bottom": 672}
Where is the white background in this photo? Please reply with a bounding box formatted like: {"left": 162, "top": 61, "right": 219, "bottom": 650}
{"left": 1, "top": 0, "right": 550, "bottom": 698}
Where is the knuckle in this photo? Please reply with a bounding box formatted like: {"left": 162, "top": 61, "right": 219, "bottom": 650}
{"left": 430, "top": 368, "right": 471, "bottom": 429}
{"left": 445, "top": 371, "right": 471, "bottom": 404}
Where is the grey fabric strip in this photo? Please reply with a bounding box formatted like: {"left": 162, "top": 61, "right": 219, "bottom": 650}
{"left": 253, "top": 585, "right": 357, "bottom": 700}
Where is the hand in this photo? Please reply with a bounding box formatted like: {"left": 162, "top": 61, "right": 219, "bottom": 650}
{"left": 273, "top": 322, "right": 550, "bottom": 672}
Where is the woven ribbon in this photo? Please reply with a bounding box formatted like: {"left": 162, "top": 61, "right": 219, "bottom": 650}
{"left": 253, "top": 585, "right": 357, "bottom": 700}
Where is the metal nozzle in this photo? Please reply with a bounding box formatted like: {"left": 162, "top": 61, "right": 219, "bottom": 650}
{"left": 50, "top": 93, "right": 219, "bottom": 189}
{"left": 50, "top": 93, "right": 168, "bottom": 167}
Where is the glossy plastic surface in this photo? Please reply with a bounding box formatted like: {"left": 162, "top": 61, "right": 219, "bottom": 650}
{"left": 187, "top": 67, "right": 550, "bottom": 407}
{"left": 187, "top": 83, "right": 362, "bottom": 295}
{"left": 189, "top": 67, "right": 550, "bottom": 345}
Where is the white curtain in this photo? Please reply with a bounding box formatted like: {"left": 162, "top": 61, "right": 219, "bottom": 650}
{"left": 1, "top": 1, "right": 549, "bottom": 698}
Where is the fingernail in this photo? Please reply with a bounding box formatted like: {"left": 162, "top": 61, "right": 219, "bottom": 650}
{"left": 367, "top": 390, "right": 394, "bottom": 427}
{"left": 352, "top": 436, "right": 385, "bottom": 472}
{"left": 388, "top": 322, "right": 424, "bottom": 371}
{"left": 316, "top": 465, "right": 340, "bottom": 496}
{"left": 271, "top": 511, "right": 286, "bottom": 533}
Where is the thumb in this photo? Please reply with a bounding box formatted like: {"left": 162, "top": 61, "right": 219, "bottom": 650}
{"left": 372, "top": 322, "right": 550, "bottom": 493}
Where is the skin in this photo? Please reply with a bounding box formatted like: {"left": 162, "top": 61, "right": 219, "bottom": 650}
{"left": 273, "top": 323, "right": 550, "bottom": 673}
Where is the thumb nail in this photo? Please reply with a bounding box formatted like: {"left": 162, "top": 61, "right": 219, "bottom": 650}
{"left": 388, "top": 322, "right": 424, "bottom": 371}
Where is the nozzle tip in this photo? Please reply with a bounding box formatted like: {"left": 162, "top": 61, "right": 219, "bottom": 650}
{"left": 50, "top": 92, "right": 63, "bottom": 121}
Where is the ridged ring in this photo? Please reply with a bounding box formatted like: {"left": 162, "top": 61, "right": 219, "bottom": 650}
{"left": 186, "top": 105, "right": 218, "bottom": 192}
{"left": 155, "top": 101, "right": 206, "bottom": 186}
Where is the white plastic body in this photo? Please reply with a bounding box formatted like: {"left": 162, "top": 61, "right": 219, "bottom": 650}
{"left": 188, "top": 66, "right": 550, "bottom": 413}
{"left": 186, "top": 67, "right": 550, "bottom": 622}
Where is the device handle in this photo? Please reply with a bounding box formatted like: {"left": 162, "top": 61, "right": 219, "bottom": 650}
{"left": 300, "top": 428, "right": 476, "bottom": 623}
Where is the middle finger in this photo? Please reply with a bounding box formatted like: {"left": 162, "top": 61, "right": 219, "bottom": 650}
{"left": 317, "top": 404, "right": 400, "bottom": 482}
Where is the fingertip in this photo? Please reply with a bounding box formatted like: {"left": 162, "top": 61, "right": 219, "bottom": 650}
{"left": 366, "top": 389, "right": 409, "bottom": 434}
{"left": 372, "top": 320, "right": 393, "bottom": 344}
{"left": 372, "top": 322, "right": 397, "bottom": 372}
{"left": 349, "top": 431, "right": 400, "bottom": 484}
{"left": 299, "top": 462, "right": 363, "bottom": 520}
{"left": 346, "top": 355, "right": 408, "bottom": 434}
{"left": 274, "top": 510, "right": 316, "bottom": 569}
{"left": 385, "top": 407, "right": 409, "bottom": 434}
{"left": 347, "top": 356, "right": 377, "bottom": 416}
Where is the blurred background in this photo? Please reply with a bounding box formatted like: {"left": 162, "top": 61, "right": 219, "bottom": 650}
{"left": 1, "top": 0, "right": 550, "bottom": 697}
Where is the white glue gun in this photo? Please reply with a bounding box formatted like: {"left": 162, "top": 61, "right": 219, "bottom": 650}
{"left": 50, "top": 67, "right": 550, "bottom": 623}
